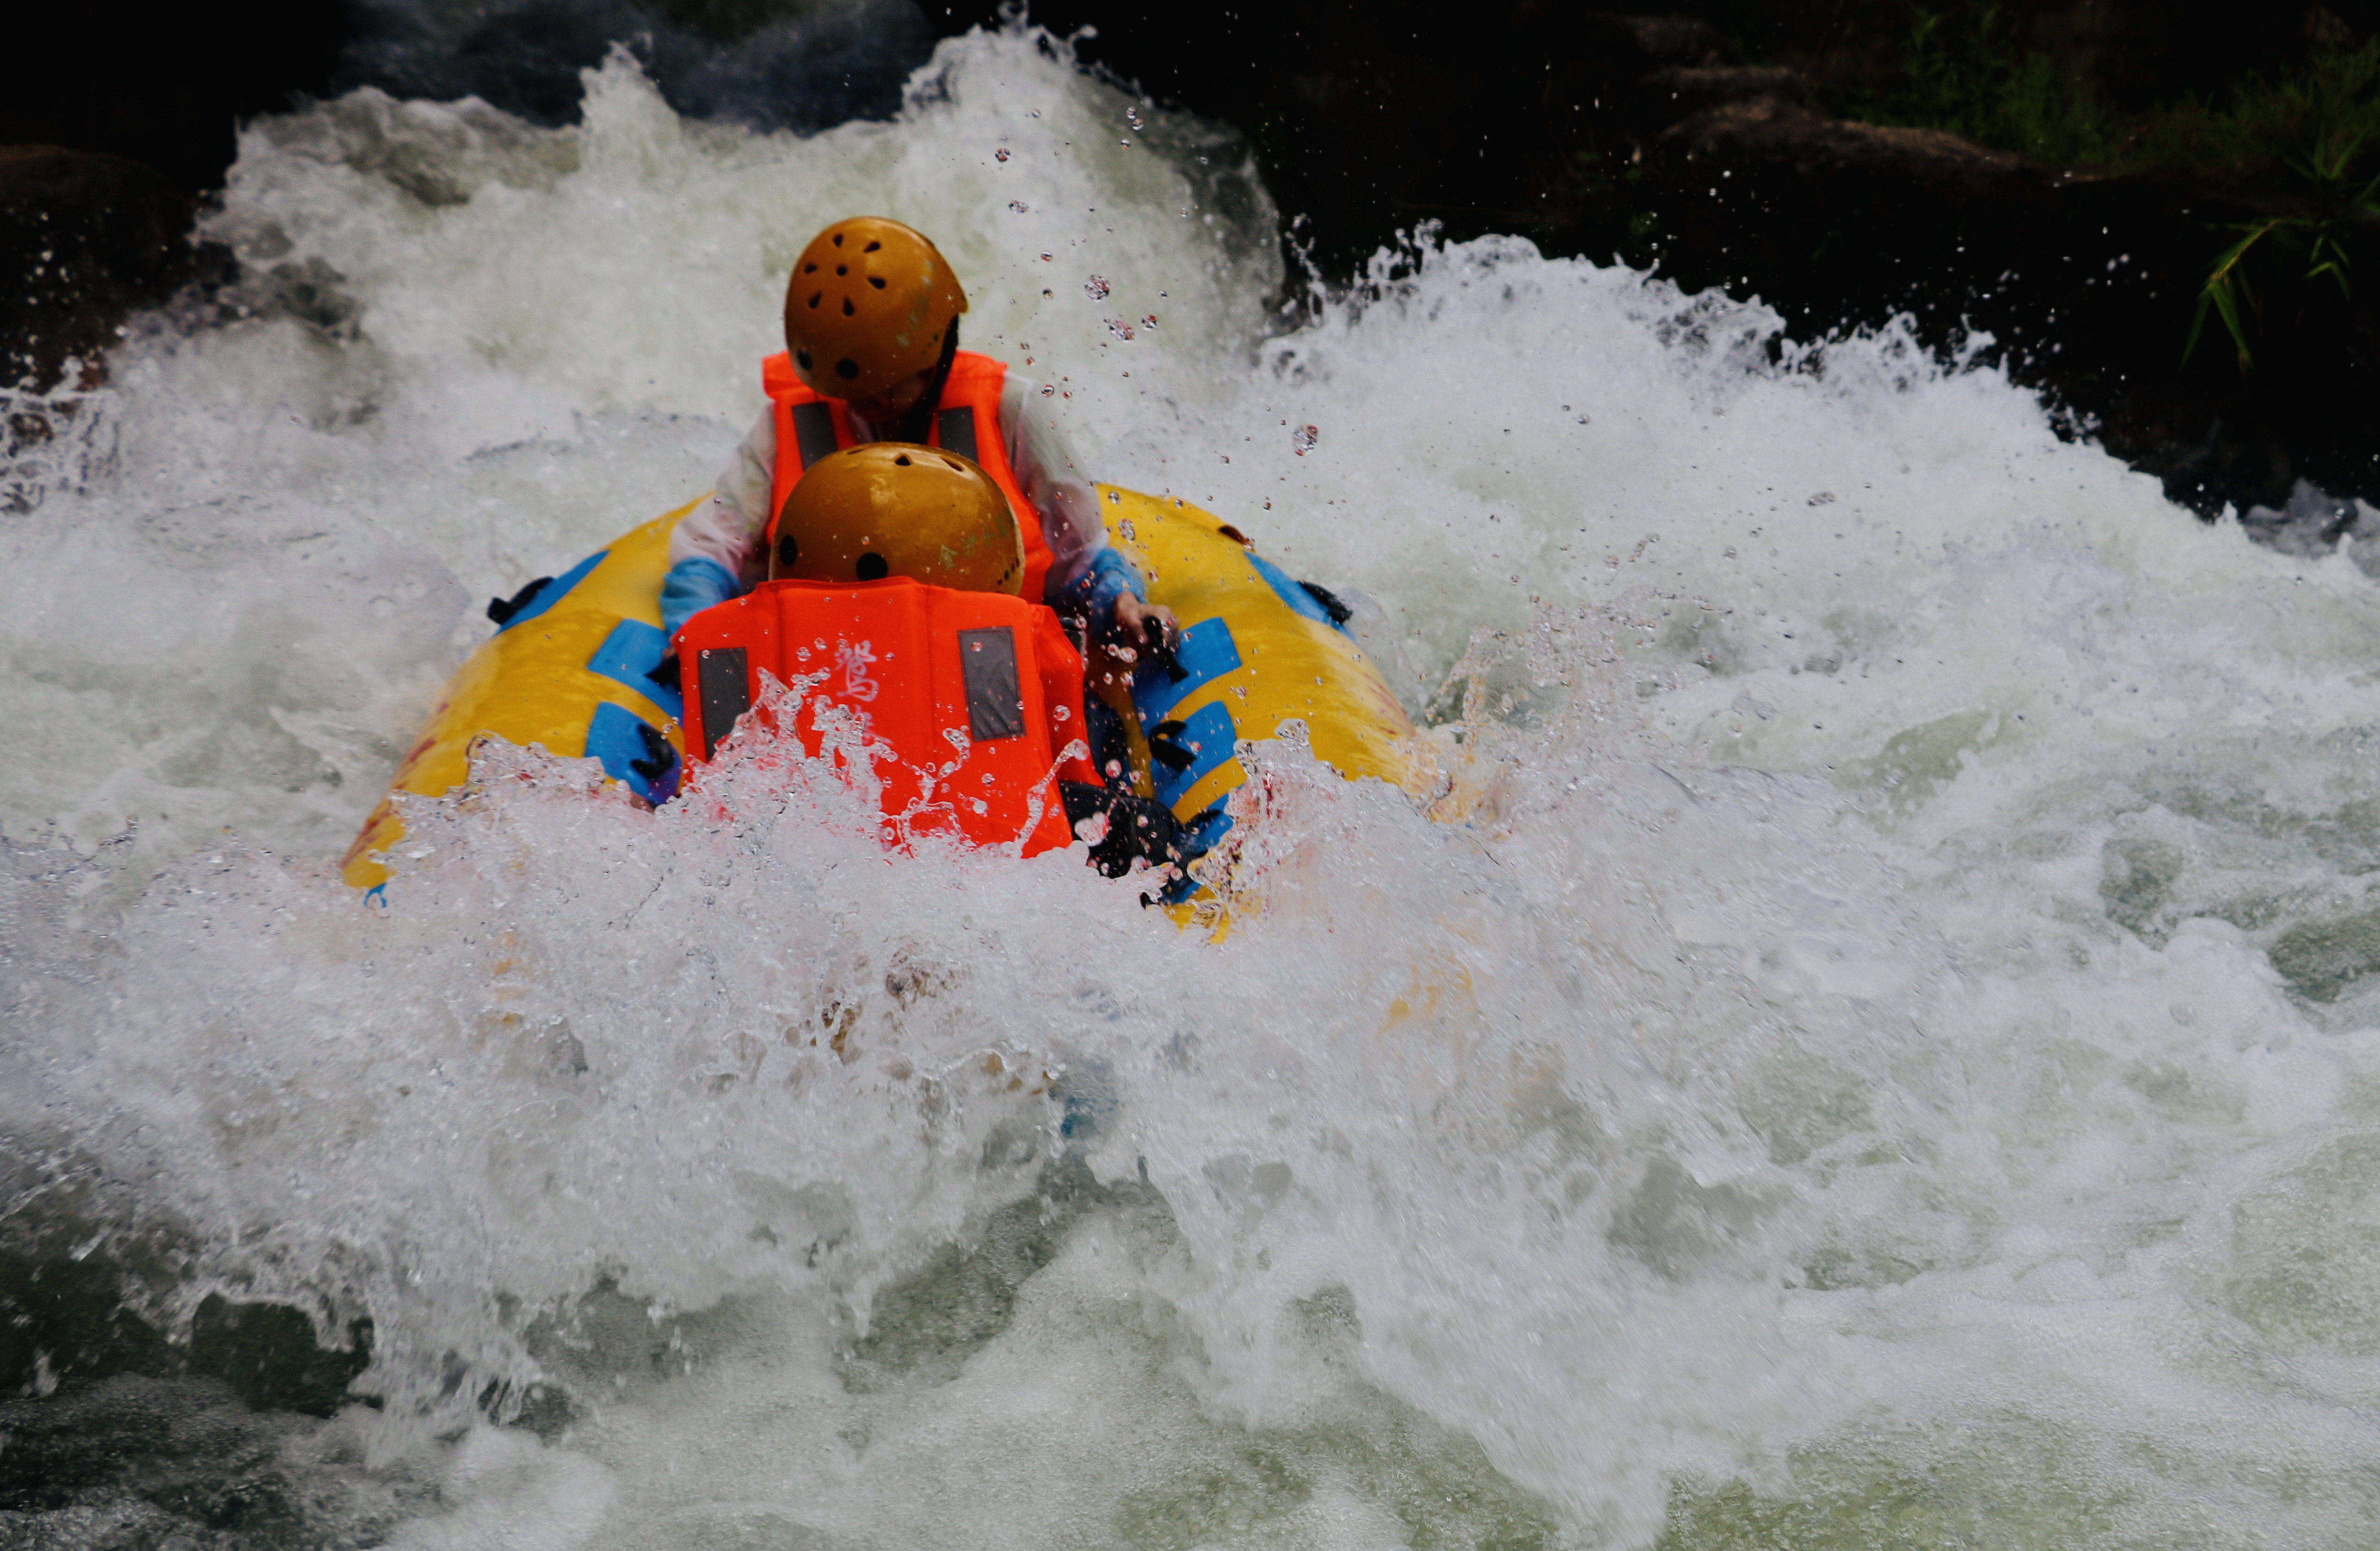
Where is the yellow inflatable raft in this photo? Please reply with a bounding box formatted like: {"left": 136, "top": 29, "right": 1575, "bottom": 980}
{"left": 343, "top": 489, "right": 1426, "bottom": 905}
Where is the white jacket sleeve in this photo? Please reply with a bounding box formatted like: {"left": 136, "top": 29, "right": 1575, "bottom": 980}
{"left": 669, "top": 407, "right": 776, "bottom": 588}
{"left": 1002, "top": 374, "right": 1108, "bottom": 597}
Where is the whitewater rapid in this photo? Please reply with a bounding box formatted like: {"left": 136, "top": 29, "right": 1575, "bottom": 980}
{"left": 7, "top": 23, "right": 2380, "bottom": 1550}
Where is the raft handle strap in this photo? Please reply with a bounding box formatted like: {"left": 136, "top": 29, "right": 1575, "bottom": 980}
{"left": 1145, "top": 719, "right": 1197, "bottom": 773}
{"left": 1143, "top": 623, "right": 1189, "bottom": 684}
{"left": 628, "top": 721, "right": 677, "bottom": 789}
{"left": 1297, "top": 580, "right": 1354, "bottom": 626}
{"left": 485, "top": 575, "right": 552, "bottom": 626}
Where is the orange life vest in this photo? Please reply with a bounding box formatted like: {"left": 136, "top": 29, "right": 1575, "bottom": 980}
{"left": 676, "top": 576, "right": 1096, "bottom": 856}
{"left": 760, "top": 350, "right": 1054, "bottom": 605}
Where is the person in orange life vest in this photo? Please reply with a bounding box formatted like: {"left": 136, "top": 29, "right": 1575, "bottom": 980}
{"left": 675, "top": 442, "right": 1185, "bottom": 875}
{"left": 660, "top": 216, "right": 1177, "bottom": 760}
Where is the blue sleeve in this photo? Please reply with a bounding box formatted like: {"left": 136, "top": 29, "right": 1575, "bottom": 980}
{"left": 1052, "top": 548, "right": 1145, "bottom": 648}
{"left": 660, "top": 556, "right": 742, "bottom": 637}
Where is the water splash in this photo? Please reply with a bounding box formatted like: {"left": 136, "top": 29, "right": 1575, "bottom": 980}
{"left": 6, "top": 20, "right": 2380, "bottom": 1551}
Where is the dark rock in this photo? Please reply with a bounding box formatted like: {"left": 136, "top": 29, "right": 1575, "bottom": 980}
{"left": 0, "top": 7, "right": 343, "bottom": 192}
{"left": 0, "top": 147, "right": 200, "bottom": 390}
{"left": 1636, "top": 87, "right": 2380, "bottom": 512}
{"left": 1564, "top": 10, "right": 1731, "bottom": 70}
{"left": 1634, "top": 65, "right": 1819, "bottom": 132}
{"left": 934, "top": 0, "right": 2380, "bottom": 512}
{"left": 1650, "top": 95, "right": 2032, "bottom": 199}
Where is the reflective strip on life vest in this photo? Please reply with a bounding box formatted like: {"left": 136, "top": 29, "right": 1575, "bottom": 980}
{"left": 788, "top": 400, "right": 838, "bottom": 471}
{"left": 695, "top": 647, "right": 750, "bottom": 761}
{"left": 958, "top": 626, "right": 1025, "bottom": 740}
{"left": 936, "top": 405, "right": 978, "bottom": 462}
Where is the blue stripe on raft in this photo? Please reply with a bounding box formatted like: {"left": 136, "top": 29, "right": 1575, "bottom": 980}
{"left": 1244, "top": 550, "right": 1348, "bottom": 635}
{"left": 1151, "top": 700, "right": 1238, "bottom": 809}
{"left": 585, "top": 701, "right": 679, "bottom": 805}
{"left": 1133, "top": 617, "right": 1241, "bottom": 726}
{"left": 496, "top": 549, "right": 608, "bottom": 634}
{"left": 586, "top": 619, "right": 683, "bottom": 722}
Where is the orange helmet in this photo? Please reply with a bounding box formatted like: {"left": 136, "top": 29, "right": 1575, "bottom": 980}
{"left": 782, "top": 217, "right": 967, "bottom": 401}
{"left": 767, "top": 443, "right": 1022, "bottom": 595}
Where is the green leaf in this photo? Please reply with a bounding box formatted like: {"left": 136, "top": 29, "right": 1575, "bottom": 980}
{"left": 2190, "top": 223, "right": 2274, "bottom": 373}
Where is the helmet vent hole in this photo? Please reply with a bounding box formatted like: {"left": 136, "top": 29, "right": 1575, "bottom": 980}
{"left": 832, "top": 233, "right": 843, "bottom": 246}
{"left": 775, "top": 534, "right": 799, "bottom": 567}
{"left": 836, "top": 265, "right": 847, "bottom": 276}
{"left": 864, "top": 240, "right": 881, "bottom": 252}
{"left": 842, "top": 298, "right": 855, "bottom": 316}
{"left": 804, "top": 262, "right": 817, "bottom": 272}
{"left": 856, "top": 552, "right": 888, "bottom": 580}
{"left": 894, "top": 453, "right": 912, "bottom": 466}
{"left": 941, "top": 457, "right": 962, "bottom": 471}
{"left": 808, "top": 292, "right": 821, "bottom": 308}
{"left": 796, "top": 349, "right": 812, "bottom": 369}
{"left": 836, "top": 358, "right": 859, "bottom": 379}
{"left": 869, "top": 276, "right": 885, "bottom": 289}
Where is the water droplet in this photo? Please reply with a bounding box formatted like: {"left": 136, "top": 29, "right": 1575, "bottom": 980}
{"left": 1084, "top": 275, "right": 1111, "bottom": 300}
{"left": 994, "top": 147, "right": 1011, "bottom": 162}
{"left": 1008, "top": 200, "right": 1028, "bottom": 213}
{"left": 1292, "top": 424, "right": 1319, "bottom": 455}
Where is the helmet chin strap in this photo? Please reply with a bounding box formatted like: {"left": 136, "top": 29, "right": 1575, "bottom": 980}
{"left": 867, "top": 320, "right": 961, "bottom": 445}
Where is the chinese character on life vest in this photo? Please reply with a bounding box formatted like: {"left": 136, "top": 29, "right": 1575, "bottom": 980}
{"left": 835, "top": 638, "right": 881, "bottom": 703}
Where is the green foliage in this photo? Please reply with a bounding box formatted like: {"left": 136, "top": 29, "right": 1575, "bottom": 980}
{"left": 2179, "top": 42, "right": 2380, "bottom": 373}
{"left": 1847, "top": 7, "right": 2380, "bottom": 377}
{"left": 2126, "top": 39, "right": 2380, "bottom": 184}
{"left": 1853, "top": 4, "right": 2115, "bottom": 165}
{"left": 2185, "top": 205, "right": 2373, "bottom": 372}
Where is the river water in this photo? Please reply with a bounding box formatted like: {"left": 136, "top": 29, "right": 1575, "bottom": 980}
{"left": 6, "top": 23, "right": 2380, "bottom": 1550}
